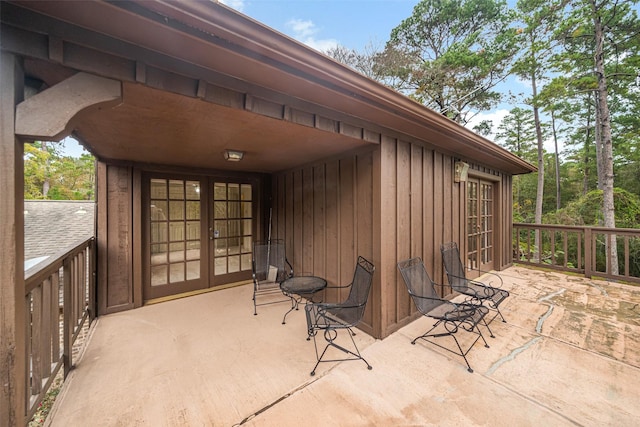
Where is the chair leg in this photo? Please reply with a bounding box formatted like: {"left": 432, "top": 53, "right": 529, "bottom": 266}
{"left": 253, "top": 291, "right": 257, "bottom": 315}
{"left": 411, "top": 319, "right": 488, "bottom": 373}
{"left": 309, "top": 327, "right": 372, "bottom": 376}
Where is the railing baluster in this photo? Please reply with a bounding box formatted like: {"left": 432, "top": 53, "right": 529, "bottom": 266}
{"left": 31, "top": 286, "right": 43, "bottom": 396}
{"left": 563, "top": 231, "right": 568, "bottom": 268}
{"left": 51, "top": 273, "right": 60, "bottom": 363}
{"left": 512, "top": 224, "right": 639, "bottom": 284}
{"left": 63, "top": 257, "right": 72, "bottom": 378}
{"left": 42, "top": 278, "right": 52, "bottom": 379}
{"left": 24, "top": 237, "right": 96, "bottom": 423}
{"left": 624, "top": 236, "right": 630, "bottom": 278}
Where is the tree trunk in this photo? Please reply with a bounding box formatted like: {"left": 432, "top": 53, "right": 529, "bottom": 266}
{"left": 583, "top": 106, "right": 592, "bottom": 196}
{"left": 592, "top": 0, "right": 618, "bottom": 275}
{"left": 530, "top": 37, "right": 544, "bottom": 262}
{"left": 41, "top": 141, "right": 50, "bottom": 198}
{"left": 551, "top": 109, "right": 561, "bottom": 210}
{"left": 594, "top": 91, "right": 604, "bottom": 191}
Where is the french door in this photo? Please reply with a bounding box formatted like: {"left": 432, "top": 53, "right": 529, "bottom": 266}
{"left": 467, "top": 179, "right": 495, "bottom": 274}
{"left": 210, "top": 181, "right": 254, "bottom": 283}
{"left": 143, "top": 175, "right": 254, "bottom": 301}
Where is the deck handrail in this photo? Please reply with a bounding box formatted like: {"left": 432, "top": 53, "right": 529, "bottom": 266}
{"left": 23, "top": 236, "right": 96, "bottom": 425}
{"left": 513, "top": 223, "right": 640, "bottom": 284}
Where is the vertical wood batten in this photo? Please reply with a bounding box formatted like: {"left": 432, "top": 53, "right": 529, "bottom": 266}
{"left": 313, "top": 164, "right": 326, "bottom": 279}
{"left": 293, "top": 170, "right": 303, "bottom": 272}
{"left": 356, "top": 152, "right": 374, "bottom": 329}
{"left": 423, "top": 149, "right": 435, "bottom": 291}
{"left": 302, "top": 167, "right": 314, "bottom": 273}
{"left": 380, "top": 137, "right": 398, "bottom": 334}
{"left": 433, "top": 152, "right": 444, "bottom": 286}
{"left": 396, "top": 140, "right": 411, "bottom": 323}
{"left": 324, "top": 161, "right": 339, "bottom": 293}
{"left": 409, "top": 144, "right": 424, "bottom": 317}
{"left": 339, "top": 157, "right": 355, "bottom": 302}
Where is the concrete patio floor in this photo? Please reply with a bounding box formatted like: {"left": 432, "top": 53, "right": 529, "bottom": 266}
{"left": 47, "top": 265, "right": 640, "bottom": 426}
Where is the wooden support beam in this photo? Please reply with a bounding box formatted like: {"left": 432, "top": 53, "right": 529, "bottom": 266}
{"left": 15, "top": 72, "right": 122, "bottom": 141}
{"left": 0, "top": 52, "right": 27, "bottom": 427}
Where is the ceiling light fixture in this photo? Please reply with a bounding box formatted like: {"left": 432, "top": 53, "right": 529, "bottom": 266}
{"left": 224, "top": 149, "right": 244, "bottom": 162}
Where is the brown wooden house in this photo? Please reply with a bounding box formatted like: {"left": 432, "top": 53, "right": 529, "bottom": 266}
{"left": 1, "top": 1, "right": 535, "bottom": 421}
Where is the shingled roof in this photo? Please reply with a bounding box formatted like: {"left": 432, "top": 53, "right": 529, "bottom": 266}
{"left": 24, "top": 200, "right": 95, "bottom": 267}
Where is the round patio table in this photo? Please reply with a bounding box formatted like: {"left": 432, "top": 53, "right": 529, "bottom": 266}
{"left": 280, "top": 276, "right": 327, "bottom": 324}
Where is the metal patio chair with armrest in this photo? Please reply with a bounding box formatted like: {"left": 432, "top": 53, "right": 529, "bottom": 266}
{"left": 397, "top": 257, "right": 492, "bottom": 373}
{"left": 305, "top": 256, "right": 375, "bottom": 376}
{"left": 440, "top": 241, "right": 509, "bottom": 323}
{"left": 252, "top": 239, "right": 294, "bottom": 315}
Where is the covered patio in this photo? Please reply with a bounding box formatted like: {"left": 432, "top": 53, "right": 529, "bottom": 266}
{"left": 46, "top": 266, "right": 640, "bottom": 426}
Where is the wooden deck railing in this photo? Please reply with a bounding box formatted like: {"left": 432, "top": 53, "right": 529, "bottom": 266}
{"left": 513, "top": 223, "right": 640, "bottom": 284}
{"left": 23, "top": 237, "right": 96, "bottom": 424}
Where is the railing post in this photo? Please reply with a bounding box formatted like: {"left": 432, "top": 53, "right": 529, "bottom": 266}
{"left": 584, "top": 227, "right": 592, "bottom": 279}
{"left": 89, "top": 238, "right": 97, "bottom": 321}
{"left": 63, "top": 257, "right": 72, "bottom": 377}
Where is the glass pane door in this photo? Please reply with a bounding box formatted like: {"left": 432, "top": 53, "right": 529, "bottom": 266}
{"left": 467, "top": 180, "right": 479, "bottom": 270}
{"left": 467, "top": 179, "right": 494, "bottom": 273}
{"left": 479, "top": 182, "right": 494, "bottom": 269}
{"left": 212, "top": 182, "right": 253, "bottom": 280}
{"left": 146, "top": 177, "right": 206, "bottom": 299}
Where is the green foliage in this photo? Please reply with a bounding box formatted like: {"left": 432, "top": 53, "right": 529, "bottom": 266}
{"left": 495, "top": 107, "right": 538, "bottom": 162}
{"left": 544, "top": 188, "right": 640, "bottom": 228}
{"left": 24, "top": 142, "right": 95, "bottom": 200}
{"left": 376, "top": 0, "right": 518, "bottom": 124}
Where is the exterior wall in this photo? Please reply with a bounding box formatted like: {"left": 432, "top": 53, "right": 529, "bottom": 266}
{"left": 379, "top": 137, "right": 467, "bottom": 337}
{"left": 378, "top": 138, "right": 513, "bottom": 338}
{"left": 96, "top": 143, "right": 514, "bottom": 335}
{"left": 270, "top": 147, "right": 380, "bottom": 336}
{"left": 97, "top": 162, "right": 135, "bottom": 315}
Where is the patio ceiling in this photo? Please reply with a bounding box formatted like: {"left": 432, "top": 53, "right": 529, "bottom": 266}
{"left": 72, "top": 82, "right": 368, "bottom": 173}
{"left": 6, "top": 0, "right": 537, "bottom": 175}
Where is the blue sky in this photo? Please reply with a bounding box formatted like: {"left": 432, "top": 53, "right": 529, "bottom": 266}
{"left": 63, "top": 0, "right": 422, "bottom": 157}
{"left": 222, "top": 0, "right": 419, "bottom": 52}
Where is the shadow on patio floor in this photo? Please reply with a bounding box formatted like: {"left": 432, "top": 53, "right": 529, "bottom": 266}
{"left": 47, "top": 266, "right": 640, "bottom": 426}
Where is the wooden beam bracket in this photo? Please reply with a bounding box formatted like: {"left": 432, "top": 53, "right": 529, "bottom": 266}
{"left": 15, "top": 72, "right": 122, "bottom": 141}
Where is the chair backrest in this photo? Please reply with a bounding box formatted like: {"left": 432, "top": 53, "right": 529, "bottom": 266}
{"left": 440, "top": 241, "right": 469, "bottom": 293}
{"left": 397, "top": 257, "right": 443, "bottom": 315}
{"left": 252, "top": 239, "right": 289, "bottom": 283}
{"left": 343, "top": 256, "right": 375, "bottom": 310}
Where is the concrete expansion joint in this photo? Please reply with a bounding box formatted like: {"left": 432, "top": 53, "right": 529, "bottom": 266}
{"left": 234, "top": 376, "right": 323, "bottom": 425}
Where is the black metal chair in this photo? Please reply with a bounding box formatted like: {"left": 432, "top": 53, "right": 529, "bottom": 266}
{"left": 397, "top": 257, "right": 492, "bottom": 373}
{"left": 440, "top": 241, "right": 509, "bottom": 323}
{"left": 305, "top": 256, "right": 375, "bottom": 376}
{"left": 252, "top": 240, "right": 293, "bottom": 315}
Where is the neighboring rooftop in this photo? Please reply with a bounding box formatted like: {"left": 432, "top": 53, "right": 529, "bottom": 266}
{"left": 24, "top": 200, "right": 95, "bottom": 264}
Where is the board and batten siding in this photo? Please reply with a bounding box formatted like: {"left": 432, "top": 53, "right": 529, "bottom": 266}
{"left": 271, "top": 138, "right": 513, "bottom": 339}
{"left": 271, "top": 147, "right": 379, "bottom": 336}
{"left": 97, "top": 162, "right": 135, "bottom": 315}
{"left": 379, "top": 137, "right": 468, "bottom": 337}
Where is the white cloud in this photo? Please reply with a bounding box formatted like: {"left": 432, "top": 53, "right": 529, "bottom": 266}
{"left": 286, "top": 19, "right": 339, "bottom": 52}
{"left": 218, "top": 0, "right": 245, "bottom": 12}
{"left": 465, "top": 109, "right": 510, "bottom": 141}
{"left": 467, "top": 108, "right": 562, "bottom": 155}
